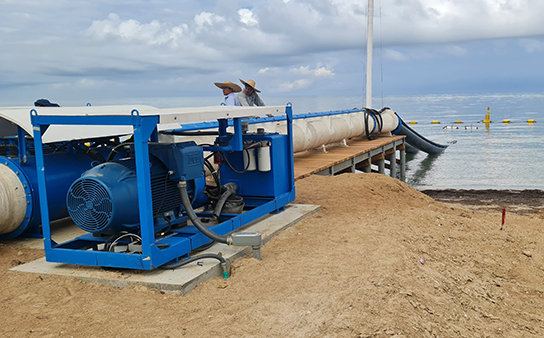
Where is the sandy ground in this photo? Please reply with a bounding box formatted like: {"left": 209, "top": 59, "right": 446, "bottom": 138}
{"left": 1, "top": 173, "right": 544, "bottom": 337}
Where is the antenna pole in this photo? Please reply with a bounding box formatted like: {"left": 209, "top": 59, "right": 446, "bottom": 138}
{"left": 365, "top": 0, "right": 374, "bottom": 109}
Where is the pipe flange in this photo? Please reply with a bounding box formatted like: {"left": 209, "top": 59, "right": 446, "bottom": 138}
{"left": 0, "top": 156, "right": 33, "bottom": 239}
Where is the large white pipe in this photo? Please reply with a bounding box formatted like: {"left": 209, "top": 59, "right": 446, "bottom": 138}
{"left": 161, "top": 108, "right": 399, "bottom": 154}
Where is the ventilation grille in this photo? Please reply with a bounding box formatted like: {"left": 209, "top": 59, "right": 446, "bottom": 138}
{"left": 67, "top": 179, "right": 113, "bottom": 232}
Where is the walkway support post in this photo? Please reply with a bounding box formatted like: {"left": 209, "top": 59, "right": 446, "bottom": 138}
{"left": 388, "top": 152, "right": 397, "bottom": 178}
{"left": 399, "top": 148, "right": 406, "bottom": 182}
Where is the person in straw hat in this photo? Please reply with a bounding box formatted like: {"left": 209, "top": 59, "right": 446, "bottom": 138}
{"left": 214, "top": 81, "right": 241, "bottom": 106}
{"left": 238, "top": 79, "right": 265, "bottom": 107}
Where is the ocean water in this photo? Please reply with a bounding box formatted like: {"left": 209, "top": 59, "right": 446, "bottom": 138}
{"left": 96, "top": 92, "right": 544, "bottom": 190}
{"left": 386, "top": 93, "right": 544, "bottom": 190}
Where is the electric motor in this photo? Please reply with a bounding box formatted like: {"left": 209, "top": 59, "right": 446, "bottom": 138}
{"left": 66, "top": 142, "right": 206, "bottom": 235}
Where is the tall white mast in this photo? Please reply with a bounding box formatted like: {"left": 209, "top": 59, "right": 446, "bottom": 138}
{"left": 365, "top": 0, "right": 374, "bottom": 109}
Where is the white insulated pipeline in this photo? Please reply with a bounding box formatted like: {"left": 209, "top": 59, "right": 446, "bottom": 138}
{"left": 279, "top": 109, "right": 399, "bottom": 153}
{"left": 0, "top": 164, "right": 27, "bottom": 235}
{"left": 161, "top": 108, "right": 400, "bottom": 154}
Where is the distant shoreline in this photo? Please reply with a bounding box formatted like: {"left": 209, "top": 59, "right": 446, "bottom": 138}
{"left": 421, "top": 189, "right": 544, "bottom": 214}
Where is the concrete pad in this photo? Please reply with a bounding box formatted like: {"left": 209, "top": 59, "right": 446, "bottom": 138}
{"left": 11, "top": 204, "right": 321, "bottom": 295}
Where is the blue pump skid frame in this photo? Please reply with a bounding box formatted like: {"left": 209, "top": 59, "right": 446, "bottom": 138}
{"left": 30, "top": 105, "right": 296, "bottom": 270}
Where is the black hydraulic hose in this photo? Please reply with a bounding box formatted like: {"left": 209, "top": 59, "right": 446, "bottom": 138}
{"left": 212, "top": 182, "right": 237, "bottom": 218}
{"left": 177, "top": 181, "right": 229, "bottom": 244}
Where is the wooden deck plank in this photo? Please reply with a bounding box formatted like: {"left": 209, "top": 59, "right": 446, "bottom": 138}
{"left": 293, "top": 136, "right": 405, "bottom": 180}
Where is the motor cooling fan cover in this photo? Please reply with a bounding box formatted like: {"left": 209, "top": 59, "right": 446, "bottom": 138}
{"left": 67, "top": 178, "right": 113, "bottom": 232}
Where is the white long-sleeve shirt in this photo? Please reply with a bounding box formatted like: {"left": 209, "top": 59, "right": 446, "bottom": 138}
{"left": 225, "top": 92, "right": 241, "bottom": 106}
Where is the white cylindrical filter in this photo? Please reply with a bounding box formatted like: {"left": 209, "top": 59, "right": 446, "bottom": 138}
{"left": 258, "top": 145, "right": 271, "bottom": 172}
{"left": 0, "top": 164, "right": 27, "bottom": 235}
{"left": 243, "top": 148, "right": 257, "bottom": 171}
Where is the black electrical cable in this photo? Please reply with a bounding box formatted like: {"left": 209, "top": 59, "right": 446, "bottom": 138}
{"left": 76, "top": 144, "right": 106, "bottom": 163}
{"left": 221, "top": 149, "right": 250, "bottom": 174}
{"left": 103, "top": 231, "right": 140, "bottom": 252}
{"left": 159, "top": 253, "right": 226, "bottom": 269}
{"left": 204, "top": 158, "right": 221, "bottom": 192}
{"left": 109, "top": 233, "right": 141, "bottom": 252}
{"left": 205, "top": 152, "right": 215, "bottom": 161}
{"left": 192, "top": 240, "right": 216, "bottom": 252}
{"left": 364, "top": 108, "right": 384, "bottom": 140}
{"left": 155, "top": 218, "right": 172, "bottom": 238}
{"left": 375, "top": 108, "right": 385, "bottom": 134}
{"left": 106, "top": 142, "right": 134, "bottom": 162}
{"left": 103, "top": 231, "right": 127, "bottom": 251}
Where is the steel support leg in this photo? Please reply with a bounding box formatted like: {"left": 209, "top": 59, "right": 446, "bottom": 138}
{"left": 389, "top": 151, "right": 397, "bottom": 179}
{"left": 378, "top": 152, "right": 385, "bottom": 174}
{"left": 400, "top": 148, "right": 406, "bottom": 182}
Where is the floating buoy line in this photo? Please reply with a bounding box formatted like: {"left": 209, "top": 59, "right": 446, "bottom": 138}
{"left": 408, "top": 119, "right": 537, "bottom": 124}
{"left": 407, "top": 107, "right": 537, "bottom": 125}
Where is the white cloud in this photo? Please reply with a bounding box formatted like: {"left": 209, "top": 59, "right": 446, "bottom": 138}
{"left": 290, "top": 65, "right": 335, "bottom": 77}
{"left": 194, "top": 12, "right": 225, "bottom": 32}
{"left": 79, "top": 78, "right": 97, "bottom": 87}
{"left": 313, "top": 67, "right": 335, "bottom": 78}
{"left": 278, "top": 79, "right": 311, "bottom": 92}
{"left": 238, "top": 8, "right": 259, "bottom": 27}
{"left": 258, "top": 67, "right": 281, "bottom": 74}
{"left": 384, "top": 49, "right": 409, "bottom": 61}
{"left": 291, "top": 66, "right": 311, "bottom": 75}
{"left": 87, "top": 13, "right": 187, "bottom": 46}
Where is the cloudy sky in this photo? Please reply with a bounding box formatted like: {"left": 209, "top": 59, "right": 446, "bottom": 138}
{"left": 1, "top": 0, "right": 544, "bottom": 106}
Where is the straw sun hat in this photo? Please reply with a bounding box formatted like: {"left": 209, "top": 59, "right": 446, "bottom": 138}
{"left": 214, "top": 81, "right": 242, "bottom": 92}
{"left": 239, "top": 79, "right": 261, "bottom": 93}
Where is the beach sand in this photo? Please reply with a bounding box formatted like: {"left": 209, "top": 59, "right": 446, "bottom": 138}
{"left": 1, "top": 173, "right": 543, "bottom": 337}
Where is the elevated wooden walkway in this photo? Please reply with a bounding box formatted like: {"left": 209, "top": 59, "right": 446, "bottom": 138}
{"left": 293, "top": 135, "right": 406, "bottom": 181}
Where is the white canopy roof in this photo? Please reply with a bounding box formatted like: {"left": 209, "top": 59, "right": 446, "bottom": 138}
{"left": 0, "top": 105, "right": 285, "bottom": 143}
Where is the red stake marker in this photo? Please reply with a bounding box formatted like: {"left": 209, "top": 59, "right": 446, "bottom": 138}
{"left": 501, "top": 208, "right": 506, "bottom": 230}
